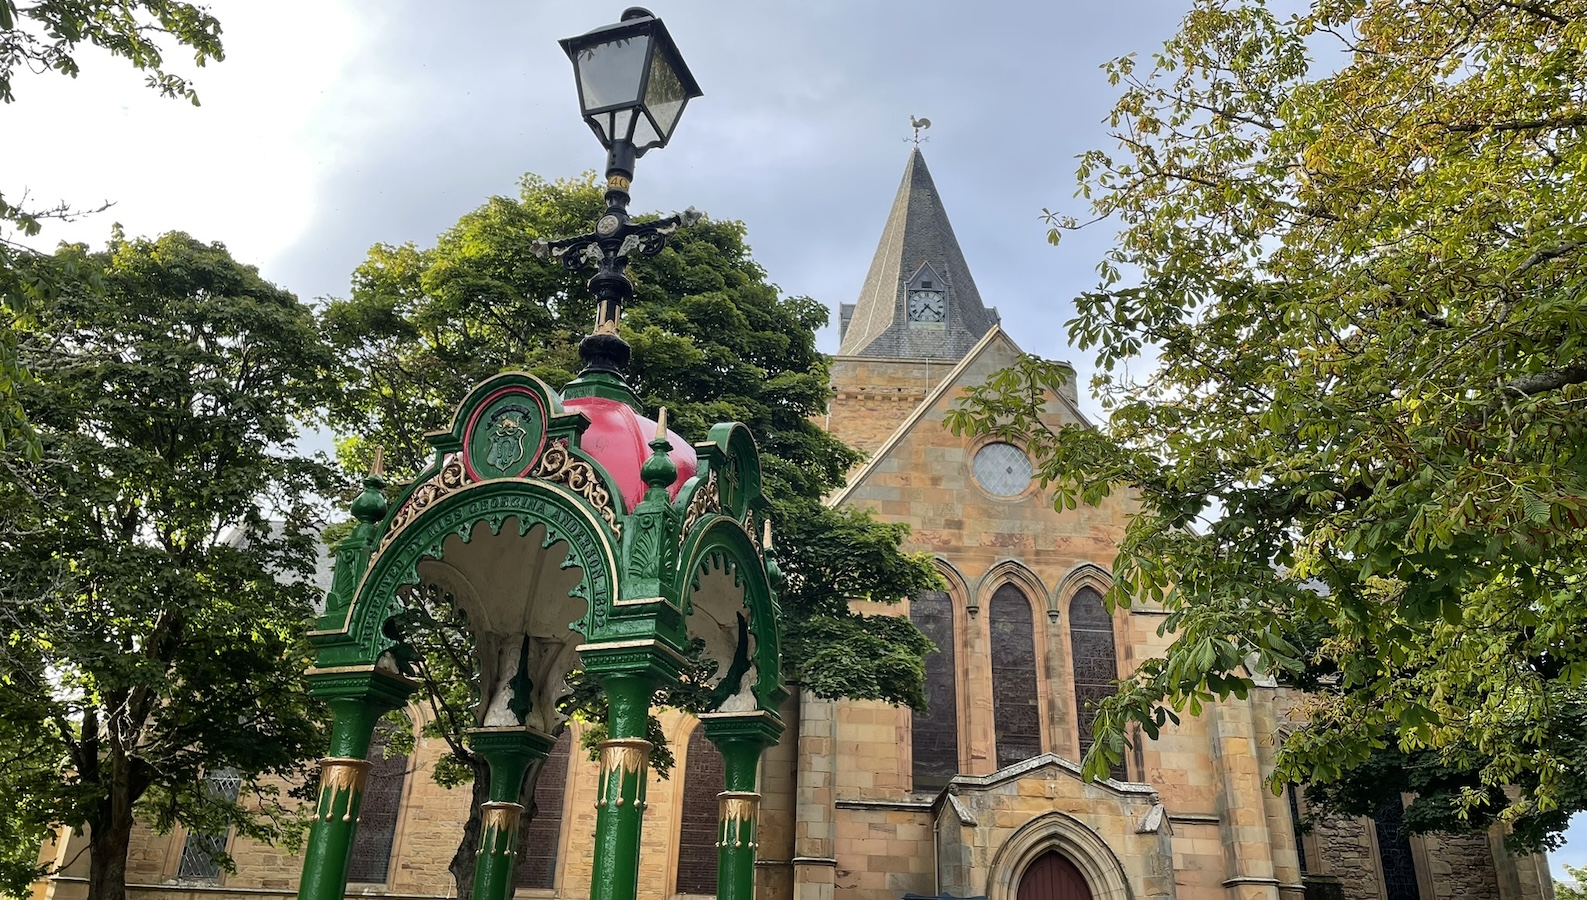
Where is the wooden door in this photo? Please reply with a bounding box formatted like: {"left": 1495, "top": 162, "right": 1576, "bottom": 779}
{"left": 1017, "top": 852, "right": 1092, "bottom": 900}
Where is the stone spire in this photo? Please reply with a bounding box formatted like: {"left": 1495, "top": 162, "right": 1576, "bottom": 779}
{"left": 837, "top": 148, "right": 999, "bottom": 359}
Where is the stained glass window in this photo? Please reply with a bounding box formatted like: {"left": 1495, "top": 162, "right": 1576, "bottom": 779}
{"left": 1070, "top": 586, "right": 1126, "bottom": 780}
{"left": 516, "top": 730, "right": 572, "bottom": 888}
{"left": 1288, "top": 784, "right": 1309, "bottom": 877}
{"left": 990, "top": 584, "right": 1042, "bottom": 769}
{"left": 676, "top": 727, "right": 723, "bottom": 895}
{"left": 1373, "top": 799, "right": 1421, "bottom": 900}
{"left": 347, "top": 721, "right": 409, "bottom": 884}
{"left": 910, "top": 589, "right": 960, "bottom": 789}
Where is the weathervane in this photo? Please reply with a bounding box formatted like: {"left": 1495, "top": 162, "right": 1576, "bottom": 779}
{"left": 908, "top": 115, "right": 931, "bottom": 145}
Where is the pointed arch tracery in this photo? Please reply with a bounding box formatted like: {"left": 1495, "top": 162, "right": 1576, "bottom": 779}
{"left": 989, "top": 582, "right": 1042, "bottom": 769}
{"left": 1069, "top": 585, "right": 1125, "bottom": 780}
{"left": 910, "top": 558, "right": 966, "bottom": 790}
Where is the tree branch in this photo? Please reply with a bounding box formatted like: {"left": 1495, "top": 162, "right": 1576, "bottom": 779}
{"left": 1442, "top": 114, "right": 1587, "bottom": 133}
{"left": 1502, "top": 365, "right": 1587, "bottom": 398}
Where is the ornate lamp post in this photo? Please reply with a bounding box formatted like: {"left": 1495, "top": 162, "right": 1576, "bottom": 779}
{"left": 293, "top": 11, "right": 782, "bottom": 900}
{"left": 539, "top": 7, "right": 703, "bottom": 387}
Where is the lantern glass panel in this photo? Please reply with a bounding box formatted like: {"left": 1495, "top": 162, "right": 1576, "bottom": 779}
{"left": 574, "top": 34, "right": 650, "bottom": 112}
{"left": 643, "top": 49, "right": 688, "bottom": 143}
{"left": 631, "top": 113, "right": 661, "bottom": 151}
{"left": 609, "top": 108, "right": 635, "bottom": 144}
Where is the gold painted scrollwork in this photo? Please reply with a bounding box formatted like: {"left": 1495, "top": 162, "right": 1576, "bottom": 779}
{"left": 376, "top": 454, "right": 468, "bottom": 557}
{"left": 680, "top": 469, "right": 720, "bottom": 536}
{"left": 746, "top": 510, "right": 762, "bottom": 554}
{"left": 534, "top": 439, "right": 622, "bottom": 536}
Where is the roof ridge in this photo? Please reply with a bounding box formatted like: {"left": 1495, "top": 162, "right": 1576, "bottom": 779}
{"left": 827, "top": 324, "right": 1011, "bottom": 508}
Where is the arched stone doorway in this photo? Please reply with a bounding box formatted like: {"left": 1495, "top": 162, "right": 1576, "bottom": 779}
{"left": 1019, "top": 852, "right": 1093, "bottom": 900}
{"left": 986, "top": 811, "right": 1133, "bottom": 900}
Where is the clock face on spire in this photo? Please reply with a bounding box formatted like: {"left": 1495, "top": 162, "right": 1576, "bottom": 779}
{"left": 908, "top": 289, "right": 945, "bottom": 322}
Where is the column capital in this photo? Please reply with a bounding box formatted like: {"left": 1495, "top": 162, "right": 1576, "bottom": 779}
{"left": 467, "top": 725, "right": 557, "bottom": 803}
{"left": 576, "top": 638, "right": 688, "bottom": 685}
{"left": 304, "top": 664, "right": 418, "bottom": 710}
{"left": 699, "top": 709, "right": 784, "bottom": 748}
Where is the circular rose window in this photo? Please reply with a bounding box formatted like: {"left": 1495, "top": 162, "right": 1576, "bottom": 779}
{"left": 972, "top": 442, "right": 1033, "bottom": 497}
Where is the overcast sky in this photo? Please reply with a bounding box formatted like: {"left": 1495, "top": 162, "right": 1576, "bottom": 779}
{"left": 9, "top": 1, "right": 1185, "bottom": 376}
{"left": 7, "top": 0, "right": 1584, "bottom": 877}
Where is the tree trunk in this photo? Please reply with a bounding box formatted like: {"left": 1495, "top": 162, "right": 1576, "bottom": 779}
{"left": 84, "top": 803, "right": 135, "bottom": 900}
{"left": 447, "top": 755, "right": 492, "bottom": 900}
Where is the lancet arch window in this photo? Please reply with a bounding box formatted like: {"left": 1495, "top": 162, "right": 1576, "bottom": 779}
{"left": 515, "top": 729, "right": 573, "bottom": 889}
{"left": 910, "top": 587, "right": 960, "bottom": 789}
{"left": 990, "top": 583, "right": 1042, "bottom": 769}
{"left": 1372, "top": 799, "right": 1421, "bottom": 900}
{"left": 1069, "top": 586, "right": 1125, "bottom": 780}
{"left": 676, "top": 725, "right": 724, "bottom": 895}
{"left": 347, "top": 720, "right": 409, "bottom": 884}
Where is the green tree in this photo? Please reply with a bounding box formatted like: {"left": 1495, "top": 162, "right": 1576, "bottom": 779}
{"left": 948, "top": 0, "right": 1587, "bottom": 845}
{"left": 323, "top": 173, "right": 939, "bottom": 897}
{"left": 1556, "top": 865, "right": 1587, "bottom": 900}
{"left": 2, "top": 0, "right": 226, "bottom": 456}
{"left": 0, "top": 232, "right": 339, "bottom": 900}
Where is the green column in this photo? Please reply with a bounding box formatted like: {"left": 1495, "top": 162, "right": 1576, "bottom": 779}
{"left": 701, "top": 712, "right": 784, "bottom": 900}
{"left": 589, "top": 672, "right": 657, "bottom": 900}
{"left": 296, "top": 695, "right": 385, "bottom": 900}
{"left": 469, "top": 727, "right": 556, "bottom": 900}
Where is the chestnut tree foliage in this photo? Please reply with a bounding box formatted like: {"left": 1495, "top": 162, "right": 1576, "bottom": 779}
{"left": 1, "top": 0, "right": 226, "bottom": 456}
{"left": 0, "top": 233, "right": 337, "bottom": 900}
{"left": 948, "top": 0, "right": 1587, "bottom": 846}
{"left": 323, "top": 173, "right": 938, "bottom": 897}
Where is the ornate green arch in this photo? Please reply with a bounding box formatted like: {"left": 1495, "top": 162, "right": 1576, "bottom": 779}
{"left": 311, "top": 478, "right": 621, "bottom": 671}
{"left": 676, "top": 514, "right": 786, "bottom": 713}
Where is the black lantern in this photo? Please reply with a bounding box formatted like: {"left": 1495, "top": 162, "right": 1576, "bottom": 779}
{"left": 541, "top": 8, "right": 704, "bottom": 386}
{"left": 559, "top": 7, "right": 702, "bottom": 172}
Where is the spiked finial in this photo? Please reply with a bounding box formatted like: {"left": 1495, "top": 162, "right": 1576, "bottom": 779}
{"left": 641, "top": 408, "right": 678, "bottom": 492}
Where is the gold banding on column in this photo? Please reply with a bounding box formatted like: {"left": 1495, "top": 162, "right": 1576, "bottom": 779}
{"left": 595, "top": 738, "right": 653, "bottom": 810}
{"left": 317, "top": 757, "right": 373, "bottom": 823}
{"left": 477, "top": 801, "right": 525, "bottom": 858}
{"left": 717, "top": 791, "right": 761, "bottom": 849}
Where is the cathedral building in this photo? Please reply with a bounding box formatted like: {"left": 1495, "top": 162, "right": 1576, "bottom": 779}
{"left": 32, "top": 152, "right": 1555, "bottom": 900}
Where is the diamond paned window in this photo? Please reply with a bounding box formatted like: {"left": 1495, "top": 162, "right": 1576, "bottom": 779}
{"left": 347, "top": 722, "right": 409, "bottom": 884}
{"left": 1374, "top": 800, "right": 1422, "bottom": 900}
{"left": 177, "top": 768, "right": 242, "bottom": 880}
{"left": 675, "top": 727, "right": 723, "bottom": 895}
{"left": 516, "top": 730, "right": 573, "bottom": 888}
{"left": 973, "top": 442, "right": 1032, "bottom": 497}
{"left": 990, "top": 584, "right": 1042, "bottom": 769}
